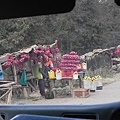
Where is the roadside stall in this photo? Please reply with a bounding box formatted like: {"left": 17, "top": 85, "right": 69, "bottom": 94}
{"left": 50, "top": 51, "right": 87, "bottom": 98}
{"left": 0, "top": 40, "right": 60, "bottom": 103}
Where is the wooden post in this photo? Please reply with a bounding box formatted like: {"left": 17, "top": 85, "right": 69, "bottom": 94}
{"left": 7, "top": 87, "right": 12, "bottom": 104}
{"left": 23, "top": 87, "right": 28, "bottom": 98}
{"left": 69, "top": 79, "right": 73, "bottom": 95}
{"left": 13, "top": 65, "right": 17, "bottom": 83}
{"left": 28, "top": 82, "right": 37, "bottom": 92}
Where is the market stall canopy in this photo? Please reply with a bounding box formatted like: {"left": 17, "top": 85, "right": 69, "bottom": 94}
{"left": 0, "top": 45, "right": 38, "bottom": 64}
{"left": 12, "top": 45, "right": 38, "bottom": 57}
{"left": 0, "top": 40, "right": 58, "bottom": 65}
{"left": 80, "top": 45, "right": 120, "bottom": 61}
{"left": 0, "top": 54, "right": 10, "bottom": 63}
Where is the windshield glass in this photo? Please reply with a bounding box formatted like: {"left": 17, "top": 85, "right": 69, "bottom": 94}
{"left": 0, "top": 0, "right": 120, "bottom": 105}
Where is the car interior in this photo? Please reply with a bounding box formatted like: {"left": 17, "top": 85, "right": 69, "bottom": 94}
{"left": 0, "top": 0, "right": 120, "bottom": 120}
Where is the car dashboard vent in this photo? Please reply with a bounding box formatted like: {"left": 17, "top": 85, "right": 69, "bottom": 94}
{"left": 62, "top": 113, "right": 98, "bottom": 120}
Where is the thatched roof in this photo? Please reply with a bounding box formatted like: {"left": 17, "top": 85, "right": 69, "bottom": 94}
{"left": 12, "top": 45, "right": 37, "bottom": 57}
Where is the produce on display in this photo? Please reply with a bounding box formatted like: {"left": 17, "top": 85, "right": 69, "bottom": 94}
{"left": 83, "top": 75, "right": 103, "bottom": 91}
{"left": 55, "top": 69, "right": 62, "bottom": 80}
{"left": 73, "top": 71, "right": 78, "bottom": 80}
{"left": 56, "top": 51, "right": 80, "bottom": 77}
{"left": 1, "top": 40, "right": 59, "bottom": 68}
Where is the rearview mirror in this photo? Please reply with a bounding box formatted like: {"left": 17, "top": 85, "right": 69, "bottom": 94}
{"left": 114, "top": 0, "right": 120, "bottom": 6}
{"left": 0, "top": 0, "right": 76, "bottom": 19}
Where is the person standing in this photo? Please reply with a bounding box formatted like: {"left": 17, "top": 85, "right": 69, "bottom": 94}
{"left": 32, "top": 61, "right": 48, "bottom": 99}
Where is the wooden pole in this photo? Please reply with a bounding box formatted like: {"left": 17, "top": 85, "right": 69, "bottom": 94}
{"left": 7, "top": 87, "right": 12, "bottom": 104}
{"left": 0, "top": 89, "right": 11, "bottom": 99}
{"left": 23, "top": 87, "right": 28, "bottom": 98}
{"left": 28, "top": 82, "right": 37, "bottom": 92}
{"left": 13, "top": 65, "right": 17, "bottom": 83}
{"left": 0, "top": 82, "right": 15, "bottom": 88}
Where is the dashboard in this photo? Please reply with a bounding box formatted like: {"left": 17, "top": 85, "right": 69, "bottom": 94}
{"left": 0, "top": 101, "right": 120, "bottom": 120}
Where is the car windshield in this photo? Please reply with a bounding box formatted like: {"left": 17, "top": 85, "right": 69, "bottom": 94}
{"left": 0, "top": 0, "right": 120, "bottom": 105}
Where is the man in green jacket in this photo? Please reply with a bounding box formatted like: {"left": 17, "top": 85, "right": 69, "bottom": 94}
{"left": 33, "top": 61, "right": 49, "bottom": 99}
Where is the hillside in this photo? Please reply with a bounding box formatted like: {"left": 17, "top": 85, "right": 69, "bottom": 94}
{"left": 0, "top": 0, "right": 120, "bottom": 55}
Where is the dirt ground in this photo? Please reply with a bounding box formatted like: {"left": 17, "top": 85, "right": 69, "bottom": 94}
{"left": 7, "top": 72, "right": 120, "bottom": 105}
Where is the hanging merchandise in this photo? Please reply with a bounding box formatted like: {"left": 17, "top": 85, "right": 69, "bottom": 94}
{"left": 115, "top": 47, "right": 120, "bottom": 55}
{"left": 13, "top": 59, "right": 19, "bottom": 65}
{"left": 19, "top": 69, "right": 27, "bottom": 86}
{"left": 7, "top": 54, "right": 14, "bottom": 62}
{"left": 55, "top": 69, "right": 62, "bottom": 80}
{"left": 55, "top": 40, "right": 58, "bottom": 48}
{"left": 2, "top": 54, "right": 14, "bottom": 67}
{"left": 19, "top": 58, "right": 25, "bottom": 63}
{"left": 2, "top": 61, "right": 12, "bottom": 67}
{"left": 21, "top": 54, "right": 30, "bottom": 60}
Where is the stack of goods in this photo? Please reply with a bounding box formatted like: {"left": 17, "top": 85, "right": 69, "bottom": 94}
{"left": 58, "top": 51, "right": 80, "bottom": 78}
{"left": 112, "top": 46, "right": 120, "bottom": 58}
{"left": 115, "top": 47, "right": 120, "bottom": 55}
{"left": 83, "top": 75, "right": 103, "bottom": 92}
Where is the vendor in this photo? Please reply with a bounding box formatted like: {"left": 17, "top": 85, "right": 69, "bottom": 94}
{"left": 77, "top": 64, "right": 82, "bottom": 70}
{"left": 33, "top": 58, "right": 50, "bottom": 99}
{"left": 44, "top": 55, "right": 54, "bottom": 69}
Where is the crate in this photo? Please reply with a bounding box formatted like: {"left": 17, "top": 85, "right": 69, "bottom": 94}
{"left": 62, "top": 70, "right": 73, "bottom": 78}
{"left": 73, "top": 88, "right": 90, "bottom": 98}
